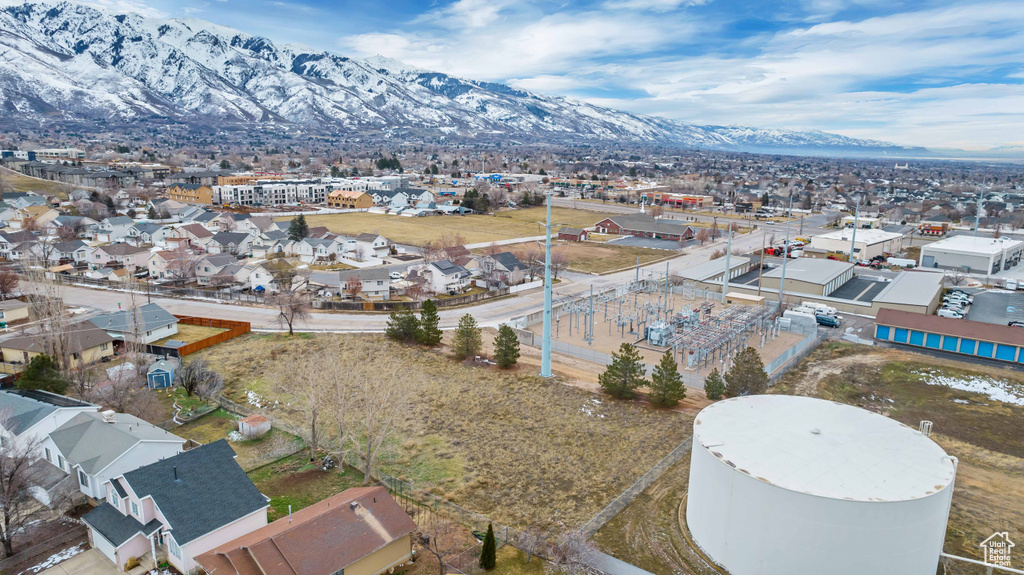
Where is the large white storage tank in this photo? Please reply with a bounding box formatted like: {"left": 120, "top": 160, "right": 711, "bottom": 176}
{"left": 687, "top": 395, "right": 956, "bottom": 575}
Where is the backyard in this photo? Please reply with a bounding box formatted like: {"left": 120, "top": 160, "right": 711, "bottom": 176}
{"left": 153, "top": 323, "right": 227, "bottom": 346}
{"left": 476, "top": 240, "right": 674, "bottom": 274}
{"left": 173, "top": 408, "right": 304, "bottom": 471}
{"left": 190, "top": 332, "right": 695, "bottom": 530}
{"left": 286, "top": 207, "right": 618, "bottom": 246}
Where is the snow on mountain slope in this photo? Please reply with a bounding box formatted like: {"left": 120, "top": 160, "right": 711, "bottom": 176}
{"left": 0, "top": 1, "right": 922, "bottom": 154}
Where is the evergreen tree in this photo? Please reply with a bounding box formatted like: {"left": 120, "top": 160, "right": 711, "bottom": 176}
{"left": 147, "top": 206, "right": 158, "bottom": 219}
{"left": 220, "top": 158, "right": 231, "bottom": 169}
{"left": 724, "top": 347, "right": 769, "bottom": 397}
{"left": 598, "top": 343, "right": 648, "bottom": 399}
{"left": 18, "top": 355, "right": 66, "bottom": 394}
{"left": 494, "top": 324, "right": 521, "bottom": 369}
{"left": 330, "top": 165, "right": 341, "bottom": 178}
{"left": 650, "top": 351, "right": 685, "bottom": 407}
{"left": 103, "top": 195, "right": 115, "bottom": 210}
{"left": 628, "top": 166, "right": 637, "bottom": 177}
{"left": 761, "top": 192, "right": 770, "bottom": 206}
{"left": 451, "top": 314, "right": 482, "bottom": 360}
{"left": 416, "top": 299, "right": 442, "bottom": 346}
{"left": 287, "top": 214, "right": 309, "bottom": 242}
{"left": 385, "top": 310, "right": 420, "bottom": 343}
{"left": 479, "top": 524, "right": 496, "bottom": 570}
{"left": 704, "top": 368, "right": 725, "bottom": 400}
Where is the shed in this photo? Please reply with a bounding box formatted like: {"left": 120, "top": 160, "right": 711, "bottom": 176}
{"left": 146, "top": 359, "right": 176, "bottom": 389}
{"left": 238, "top": 414, "right": 271, "bottom": 438}
{"left": 557, "top": 227, "right": 589, "bottom": 242}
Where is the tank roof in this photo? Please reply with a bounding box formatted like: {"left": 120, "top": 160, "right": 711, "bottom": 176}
{"left": 694, "top": 395, "right": 954, "bottom": 502}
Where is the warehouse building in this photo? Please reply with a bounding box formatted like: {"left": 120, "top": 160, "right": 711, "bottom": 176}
{"left": 809, "top": 228, "right": 904, "bottom": 260}
{"left": 759, "top": 259, "right": 854, "bottom": 296}
{"left": 875, "top": 308, "right": 1024, "bottom": 363}
{"left": 918, "top": 236, "right": 1023, "bottom": 274}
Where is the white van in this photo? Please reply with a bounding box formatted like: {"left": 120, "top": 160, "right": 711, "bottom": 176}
{"left": 937, "top": 308, "right": 964, "bottom": 319}
{"left": 801, "top": 302, "right": 838, "bottom": 316}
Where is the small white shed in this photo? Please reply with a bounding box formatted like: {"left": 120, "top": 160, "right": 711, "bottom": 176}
{"left": 238, "top": 414, "right": 271, "bottom": 438}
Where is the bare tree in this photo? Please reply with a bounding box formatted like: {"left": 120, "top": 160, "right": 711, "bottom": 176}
{"left": 55, "top": 220, "right": 85, "bottom": 242}
{"left": 90, "top": 368, "right": 160, "bottom": 422}
{"left": 26, "top": 270, "right": 71, "bottom": 371}
{"left": 422, "top": 231, "right": 468, "bottom": 264}
{"left": 270, "top": 291, "right": 311, "bottom": 335}
{"left": 164, "top": 246, "right": 199, "bottom": 281}
{"left": 274, "top": 347, "right": 334, "bottom": 460}
{"left": 947, "top": 271, "right": 967, "bottom": 287}
{"left": 347, "top": 359, "right": 412, "bottom": 484}
{"left": 345, "top": 276, "right": 363, "bottom": 300}
{"left": 695, "top": 228, "right": 711, "bottom": 246}
{"left": 177, "top": 359, "right": 222, "bottom": 398}
{"left": 65, "top": 365, "right": 98, "bottom": 399}
{"left": 0, "top": 270, "right": 18, "bottom": 300}
{"left": 550, "top": 247, "right": 569, "bottom": 281}
{"left": 418, "top": 509, "right": 462, "bottom": 575}
{"left": 549, "top": 530, "right": 597, "bottom": 575}
{"left": 517, "top": 527, "right": 545, "bottom": 564}
{"left": 0, "top": 422, "right": 54, "bottom": 556}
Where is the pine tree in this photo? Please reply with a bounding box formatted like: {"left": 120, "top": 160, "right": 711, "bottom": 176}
{"left": 598, "top": 343, "right": 648, "bottom": 399}
{"left": 385, "top": 310, "right": 420, "bottom": 343}
{"left": 704, "top": 368, "right": 725, "bottom": 400}
{"left": 724, "top": 347, "right": 768, "bottom": 397}
{"left": 451, "top": 314, "right": 482, "bottom": 360}
{"left": 650, "top": 352, "right": 685, "bottom": 407}
{"left": 479, "top": 523, "right": 496, "bottom": 570}
{"left": 416, "top": 299, "right": 442, "bottom": 346}
{"left": 18, "top": 355, "right": 66, "bottom": 394}
{"left": 220, "top": 158, "right": 231, "bottom": 169}
{"left": 147, "top": 205, "right": 158, "bottom": 219}
{"left": 494, "top": 324, "right": 521, "bottom": 369}
{"left": 287, "top": 214, "right": 309, "bottom": 242}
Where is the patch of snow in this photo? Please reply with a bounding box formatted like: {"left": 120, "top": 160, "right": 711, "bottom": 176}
{"left": 911, "top": 369, "right": 1024, "bottom": 406}
{"left": 227, "top": 430, "right": 245, "bottom": 442}
{"left": 25, "top": 543, "right": 86, "bottom": 573}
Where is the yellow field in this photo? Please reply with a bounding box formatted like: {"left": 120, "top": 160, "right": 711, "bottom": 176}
{"left": 476, "top": 240, "right": 674, "bottom": 274}
{"left": 0, "top": 167, "right": 75, "bottom": 198}
{"left": 153, "top": 323, "right": 227, "bottom": 346}
{"left": 280, "top": 207, "right": 617, "bottom": 246}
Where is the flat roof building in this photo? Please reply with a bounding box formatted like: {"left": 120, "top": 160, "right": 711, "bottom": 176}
{"left": 810, "top": 228, "right": 904, "bottom": 260}
{"left": 760, "top": 258, "right": 854, "bottom": 296}
{"left": 919, "top": 235, "right": 1023, "bottom": 274}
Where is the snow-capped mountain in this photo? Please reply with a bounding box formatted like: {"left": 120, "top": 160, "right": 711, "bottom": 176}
{"left": 0, "top": 1, "right": 923, "bottom": 155}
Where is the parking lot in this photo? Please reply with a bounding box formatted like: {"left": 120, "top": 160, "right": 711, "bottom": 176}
{"left": 964, "top": 289, "right": 1024, "bottom": 326}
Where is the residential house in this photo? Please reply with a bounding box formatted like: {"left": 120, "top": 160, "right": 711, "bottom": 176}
{"left": 42, "top": 411, "right": 186, "bottom": 501}
{"left": 0, "top": 323, "right": 114, "bottom": 368}
{"left": 0, "top": 389, "right": 98, "bottom": 443}
{"left": 49, "top": 240, "right": 89, "bottom": 264}
{"left": 148, "top": 250, "right": 199, "bottom": 280}
{"left": 288, "top": 237, "right": 342, "bottom": 264}
{"left": 82, "top": 440, "right": 269, "bottom": 573}
{"left": 166, "top": 183, "right": 213, "bottom": 205}
{"left": 0, "top": 230, "right": 36, "bottom": 258}
{"left": 337, "top": 268, "right": 391, "bottom": 300}
{"left": 168, "top": 224, "right": 214, "bottom": 250}
{"left": 7, "top": 205, "right": 58, "bottom": 230}
{"left": 354, "top": 233, "right": 390, "bottom": 259}
{"left": 206, "top": 231, "right": 254, "bottom": 255}
{"left": 0, "top": 300, "right": 30, "bottom": 324}
{"left": 235, "top": 216, "right": 276, "bottom": 235}
{"left": 95, "top": 216, "right": 139, "bottom": 243}
{"left": 249, "top": 230, "right": 289, "bottom": 259}
{"left": 46, "top": 215, "right": 98, "bottom": 239}
{"left": 479, "top": 252, "right": 528, "bottom": 285}
{"left": 558, "top": 227, "right": 589, "bottom": 242}
{"left": 326, "top": 190, "right": 374, "bottom": 209}
{"left": 89, "top": 303, "right": 179, "bottom": 344}
{"left": 195, "top": 486, "right": 416, "bottom": 575}
{"left": 132, "top": 223, "right": 173, "bottom": 247}
{"left": 195, "top": 254, "right": 240, "bottom": 286}
{"left": 89, "top": 243, "right": 150, "bottom": 272}
{"left": 423, "top": 260, "right": 471, "bottom": 294}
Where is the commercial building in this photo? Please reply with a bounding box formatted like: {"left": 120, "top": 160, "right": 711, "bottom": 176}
{"left": 638, "top": 191, "right": 714, "bottom": 208}
{"left": 868, "top": 271, "right": 944, "bottom": 315}
{"left": 918, "top": 236, "right": 1023, "bottom": 274}
{"left": 213, "top": 179, "right": 330, "bottom": 206}
{"left": 760, "top": 259, "right": 854, "bottom": 297}
{"left": 809, "top": 229, "right": 904, "bottom": 260}
{"left": 34, "top": 148, "right": 86, "bottom": 160}
{"left": 166, "top": 183, "right": 213, "bottom": 205}
{"left": 687, "top": 395, "right": 955, "bottom": 575}
{"left": 594, "top": 213, "right": 695, "bottom": 241}
{"left": 875, "top": 308, "right": 1024, "bottom": 363}
{"left": 216, "top": 174, "right": 285, "bottom": 186}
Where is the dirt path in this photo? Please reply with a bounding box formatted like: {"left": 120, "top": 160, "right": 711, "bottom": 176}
{"left": 790, "top": 352, "right": 887, "bottom": 396}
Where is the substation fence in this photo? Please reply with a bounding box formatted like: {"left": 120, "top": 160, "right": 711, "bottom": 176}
{"left": 766, "top": 330, "right": 827, "bottom": 384}
{"left": 579, "top": 437, "right": 693, "bottom": 537}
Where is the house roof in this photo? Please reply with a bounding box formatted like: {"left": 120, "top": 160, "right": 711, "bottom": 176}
{"left": 49, "top": 412, "right": 184, "bottom": 475}
{"left": 195, "top": 486, "right": 416, "bottom": 575}
{"left": 210, "top": 231, "right": 252, "bottom": 246}
{"left": 199, "top": 253, "right": 237, "bottom": 268}
{"left": 132, "top": 222, "right": 165, "bottom": 236}
{"left": 337, "top": 268, "right": 390, "bottom": 283}
{"left": 122, "top": 440, "right": 269, "bottom": 545}
{"left": 0, "top": 390, "right": 96, "bottom": 436}
{"left": 52, "top": 240, "right": 87, "bottom": 252}
{"left": 178, "top": 223, "right": 214, "bottom": 239}
{"left": 558, "top": 227, "right": 585, "bottom": 236}
{"left": 96, "top": 243, "right": 148, "bottom": 256}
{"left": 83, "top": 503, "right": 163, "bottom": 548}
{"left": 240, "top": 414, "right": 269, "bottom": 426}
{"left": 103, "top": 216, "right": 135, "bottom": 226}
{"left": 0, "top": 323, "right": 113, "bottom": 356}
{"left": 489, "top": 251, "right": 526, "bottom": 272}
{"left": 430, "top": 260, "right": 469, "bottom": 276}
{"left": 354, "top": 232, "right": 384, "bottom": 243}
{"left": 88, "top": 303, "right": 178, "bottom": 335}
{"left": 0, "top": 299, "right": 29, "bottom": 311}
{"left": 603, "top": 213, "right": 694, "bottom": 236}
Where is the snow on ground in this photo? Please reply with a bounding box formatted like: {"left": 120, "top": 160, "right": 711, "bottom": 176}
{"left": 579, "top": 398, "right": 605, "bottom": 418}
{"left": 911, "top": 369, "right": 1024, "bottom": 406}
{"left": 228, "top": 430, "right": 245, "bottom": 442}
{"left": 24, "top": 544, "right": 85, "bottom": 574}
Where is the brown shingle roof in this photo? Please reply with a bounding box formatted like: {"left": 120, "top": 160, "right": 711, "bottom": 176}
{"left": 195, "top": 486, "right": 416, "bottom": 575}
{"left": 875, "top": 308, "right": 1024, "bottom": 348}
{"left": 178, "top": 223, "right": 213, "bottom": 239}
{"left": 0, "top": 322, "right": 113, "bottom": 355}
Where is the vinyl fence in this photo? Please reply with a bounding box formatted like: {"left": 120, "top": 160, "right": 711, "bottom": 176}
{"left": 51, "top": 274, "right": 268, "bottom": 304}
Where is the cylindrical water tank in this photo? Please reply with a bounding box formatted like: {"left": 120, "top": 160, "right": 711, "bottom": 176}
{"left": 687, "top": 395, "right": 955, "bottom": 575}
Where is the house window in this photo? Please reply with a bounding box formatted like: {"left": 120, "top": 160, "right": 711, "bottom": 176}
{"left": 146, "top": 330, "right": 153, "bottom": 337}
{"left": 58, "top": 455, "right": 65, "bottom": 470}
{"left": 168, "top": 537, "right": 181, "bottom": 559}
{"left": 44, "top": 447, "right": 51, "bottom": 462}
{"left": 101, "top": 343, "right": 109, "bottom": 351}
{"left": 111, "top": 491, "right": 120, "bottom": 507}
{"left": 131, "top": 501, "right": 140, "bottom": 517}
{"left": 78, "top": 470, "right": 89, "bottom": 488}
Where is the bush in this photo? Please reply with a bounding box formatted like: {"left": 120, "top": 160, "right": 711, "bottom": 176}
{"left": 480, "top": 523, "right": 496, "bottom": 570}
{"left": 18, "top": 354, "right": 66, "bottom": 394}
{"left": 385, "top": 310, "right": 420, "bottom": 343}
{"left": 704, "top": 368, "right": 725, "bottom": 400}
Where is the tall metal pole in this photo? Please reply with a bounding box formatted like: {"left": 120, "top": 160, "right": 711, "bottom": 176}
{"left": 722, "top": 228, "right": 732, "bottom": 303}
{"left": 974, "top": 181, "right": 984, "bottom": 238}
{"left": 849, "top": 196, "right": 860, "bottom": 262}
{"left": 541, "top": 194, "right": 553, "bottom": 377}
{"left": 778, "top": 193, "right": 794, "bottom": 305}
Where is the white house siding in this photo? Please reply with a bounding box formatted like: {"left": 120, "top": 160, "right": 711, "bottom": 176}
{"left": 79, "top": 442, "right": 184, "bottom": 500}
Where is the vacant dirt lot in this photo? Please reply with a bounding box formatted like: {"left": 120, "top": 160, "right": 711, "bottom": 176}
{"left": 287, "top": 207, "right": 617, "bottom": 246}
{"left": 476, "top": 240, "right": 673, "bottom": 274}
{"left": 192, "top": 332, "right": 694, "bottom": 530}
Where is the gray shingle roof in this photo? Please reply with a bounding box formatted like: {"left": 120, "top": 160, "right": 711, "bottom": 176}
{"left": 83, "top": 503, "right": 163, "bottom": 547}
{"left": 122, "top": 440, "right": 268, "bottom": 545}
{"left": 88, "top": 303, "right": 178, "bottom": 335}
{"left": 0, "top": 390, "right": 95, "bottom": 436}
{"left": 210, "top": 232, "right": 252, "bottom": 246}
{"left": 49, "top": 412, "right": 184, "bottom": 475}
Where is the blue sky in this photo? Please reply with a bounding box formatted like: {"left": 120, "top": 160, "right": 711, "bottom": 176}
{"left": 76, "top": 0, "right": 1024, "bottom": 149}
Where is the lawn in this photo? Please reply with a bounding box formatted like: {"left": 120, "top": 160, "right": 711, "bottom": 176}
{"left": 247, "top": 454, "right": 364, "bottom": 521}
{"left": 773, "top": 342, "right": 1024, "bottom": 568}
{"left": 0, "top": 167, "right": 75, "bottom": 198}
{"left": 488, "top": 240, "right": 674, "bottom": 274}
{"left": 190, "top": 332, "right": 694, "bottom": 530}
{"left": 153, "top": 323, "right": 227, "bottom": 346}
{"left": 283, "top": 207, "right": 617, "bottom": 246}
{"left": 174, "top": 408, "right": 305, "bottom": 471}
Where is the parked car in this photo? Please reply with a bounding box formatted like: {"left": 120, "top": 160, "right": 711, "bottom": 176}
{"left": 389, "top": 271, "right": 403, "bottom": 280}
{"left": 815, "top": 314, "right": 840, "bottom": 327}
{"left": 1009, "top": 321, "right": 1024, "bottom": 328}
{"left": 942, "top": 301, "right": 968, "bottom": 312}
{"left": 948, "top": 289, "right": 972, "bottom": 297}
{"left": 937, "top": 309, "right": 965, "bottom": 319}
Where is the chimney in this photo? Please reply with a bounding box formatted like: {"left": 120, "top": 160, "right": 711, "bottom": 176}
{"left": 288, "top": 505, "right": 292, "bottom": 523}
{"left": 101, "top": 410, "right": 116, "bottom": 424}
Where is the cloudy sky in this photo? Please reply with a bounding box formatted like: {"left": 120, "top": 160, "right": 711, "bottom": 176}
{"left": 72, "top": 0, "right": 1024, "bottom": 149}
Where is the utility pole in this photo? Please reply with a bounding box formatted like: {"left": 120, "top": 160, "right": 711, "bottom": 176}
{"left": 722, "top": 228, "right": 732, "bottom": 303}
{"left": 541, "top": 193, "right": 554, "bottom": 378}
{"left": 757, "top": 232, "right": 766, "bottom": 297}
{"left": 974, "top": 180, "right": 984, "bottom": 238}
{"left": 849, "top": 196, "right": 860, "bottom": 262}
{"left": 778, "top": 193, "right": 794, "bottom": 306}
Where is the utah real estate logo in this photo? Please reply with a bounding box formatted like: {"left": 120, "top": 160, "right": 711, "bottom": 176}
{"left": 980, "top": 532, "right": 1015, "bottom": 568}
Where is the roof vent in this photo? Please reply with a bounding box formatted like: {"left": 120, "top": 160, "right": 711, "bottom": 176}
{"left": 101, "top": 410, "right": 116, "bottom": 424}
{"left": 810, "top": 428, "right": 821, "bottom": 435}
{"left": 350, "top": 502, "right": 360, "bottom": 510}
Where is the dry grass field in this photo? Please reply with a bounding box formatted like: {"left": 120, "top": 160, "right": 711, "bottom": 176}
{"left": 284, "top": 207, "right": 617, "bottom": 246}
{"left": 479, "top": 240, "right": 673, "bottom": 274}
{"left": 191, "top": 332, "right": 694, "bottom": 530}
{"left": 153, "top": 323, "right": 227, "bottom": 346}
{"left": 0, "top": 167, "right": 74, "bottom": 197}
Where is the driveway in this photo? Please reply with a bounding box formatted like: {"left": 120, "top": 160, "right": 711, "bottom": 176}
{"left": 38, "top": 548, "right": 117, "bottom": 575}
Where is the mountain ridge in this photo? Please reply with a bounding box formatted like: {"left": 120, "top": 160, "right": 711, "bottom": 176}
{"left": 0, "top": 1, "right": 928, "bottom": 156}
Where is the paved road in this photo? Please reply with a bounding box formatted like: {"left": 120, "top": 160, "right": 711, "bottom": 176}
{"left": 46, "top": 230, "right": 774, "bottom": 332}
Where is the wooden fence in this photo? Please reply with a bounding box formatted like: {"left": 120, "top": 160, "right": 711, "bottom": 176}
{"left": 173, "top": 316, "right": 251, "bottom": 357}
{"left": 0, "top": 526, "right": 86, "bottom": 572}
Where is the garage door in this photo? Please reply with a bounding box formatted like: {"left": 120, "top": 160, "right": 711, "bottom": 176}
{"left": 90, "top": 527, "right": 118, "bottom": 565}
{"left": 922, "top": 255, "right": 935, "bottom": 268}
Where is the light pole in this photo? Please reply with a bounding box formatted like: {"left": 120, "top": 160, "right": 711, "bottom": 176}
{"left": 778, "top": 193, "right": 794, "bottom": 305}
{"left": 541, "top": 193, "right": 554, "bottom": 378}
